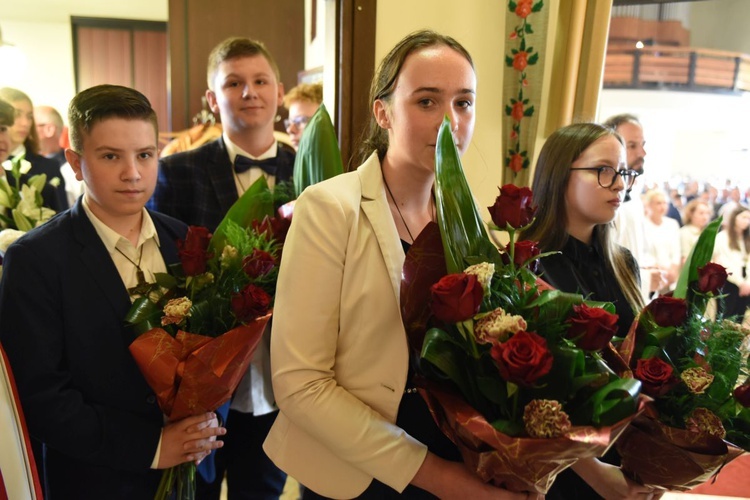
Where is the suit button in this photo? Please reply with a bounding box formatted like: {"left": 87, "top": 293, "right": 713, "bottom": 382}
{"left": 146, "top": 395, "right": 156, "bottom": 404}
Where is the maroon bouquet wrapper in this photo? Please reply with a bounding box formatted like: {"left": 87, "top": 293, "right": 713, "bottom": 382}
{"left": 419, "top": 381, "right": 642, "bottom": 494}
{"left": 129, "top": 314, "right": 271, "bottom": 421}
{"left": 616, "top": 413, "right": 745, "bottom": 491}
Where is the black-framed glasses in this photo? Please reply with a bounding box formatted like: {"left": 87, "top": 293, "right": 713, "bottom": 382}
{"left": 283, "top": 116, "right": 310, "bottom": 129}
{"left": 569, "top": 166, "right": 639, "bottom": 190}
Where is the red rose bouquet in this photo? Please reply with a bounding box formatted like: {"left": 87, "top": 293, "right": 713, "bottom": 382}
{"left": 617, "top": 218, "right": 750, "bottom": 490}
{"left": 125, "top": 180, "right": 290, "bottom": 500}
{"left": 401, "top": 118, "right": 643, "bottom": 494}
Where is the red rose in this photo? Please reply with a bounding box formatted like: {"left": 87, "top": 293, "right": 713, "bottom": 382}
{"left": 513, "top": 51, "right": 529, "bottom": 72}
{"left": 635, "top": 357, "right": 676, "bottom": 397}
{"left": 734, "top": 382, "right": 750, "bottom": 407}
{"left": 490, "top": 331, "right": 553, "bottom": 386}
{"left": 566, "top": 303, "right": 619, "bottom": 351}
{"left": 644, "top": 296, "right": 688, "bottom": 327}
{"left": 242, "top": 249, "right": 276, "bottom": 278}
{"left": 430, "top": 273, "right": 484, "bottom": 324}
{"left": 252, "top": 216, "right": 291, "bottom": 245}
{"left": 488, "top": 184, "right": 537, "bottom": 230}
{"left": 511, "top": 102, "right": 525, "bottom": 121}
{"left": 697, "top": 262, "right": 728, "bottom": 294}
{"left": 503, "top": 240, "right": 540, "bottom": 273}
{"left": 508, "top": 153, "right": 524, "bottom": 173}
{"left": 177, "top": 226, "right": 213, "bottom": 276}
{"left": 231, "top": 284, "right": 272, "bottom": 323}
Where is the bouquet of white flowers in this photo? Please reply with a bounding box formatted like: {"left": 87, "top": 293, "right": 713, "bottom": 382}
{"left": 0, "top": 154, "right": 58, "bottom": 256}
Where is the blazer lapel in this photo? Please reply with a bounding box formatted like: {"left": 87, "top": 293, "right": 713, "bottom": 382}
{"left": 69, "top": 200, "right": 132, "bottom": 321}
{"left": 207, "top": 138, "right": 239, "bottom": 215}
{"left": 358, "top": 154, "right": 405, "bottom": 304}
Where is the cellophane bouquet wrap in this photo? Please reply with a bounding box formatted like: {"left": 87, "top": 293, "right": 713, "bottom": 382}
{"left": 400, "top": 118, "right": 644, "bottom": 494}
{"left": 125, "top": 177, "right": 291, "bottom": 500}
{"left": 617, "top": 217, "right": 750, "bottom": 490}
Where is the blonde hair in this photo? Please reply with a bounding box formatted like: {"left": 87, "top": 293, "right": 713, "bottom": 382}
{"left": 683, "top": 199, "right": 710, "bottom": 226}
{"left": 283, "top": 83, "right": 322, "bottom": 109}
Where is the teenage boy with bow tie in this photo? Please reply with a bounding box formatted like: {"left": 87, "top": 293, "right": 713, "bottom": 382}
{"left": 148, "top": 37, "right": 293, "bottom": 499}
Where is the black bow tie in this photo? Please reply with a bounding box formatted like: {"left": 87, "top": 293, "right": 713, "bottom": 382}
{"left": 234, "top": 155, "right": 277, "bottom": 175}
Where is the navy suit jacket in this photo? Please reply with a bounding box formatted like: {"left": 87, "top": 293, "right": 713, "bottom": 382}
{"left": 0, "top": 199, "right": 186, "bottom": 499}
{"left": 148, "top": 137, "right": 295, "bottom": 232}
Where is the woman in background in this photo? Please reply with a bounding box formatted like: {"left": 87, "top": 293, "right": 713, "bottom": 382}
{"left": 712, "top": 205, "right": 750, "bottom": 324}
{"left": 0, "top": 87, "right": 67, "bottom": 211}
{"left": 521, "top": 122, "right": 658, "bottom": 500}
{"left": 263, "top": 30, "right": 534, "bottom": 499}
{"left": 680, "top": 199, "right": 712, "bottom": 263}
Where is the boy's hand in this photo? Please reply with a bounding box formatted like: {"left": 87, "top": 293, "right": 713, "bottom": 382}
{"left": 157, "top": 412, "right": 226, "bottom": 469}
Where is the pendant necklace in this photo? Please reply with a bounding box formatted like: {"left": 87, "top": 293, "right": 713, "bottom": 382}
{"left": 115, "top": 245, "right": 153, "bottom": 295}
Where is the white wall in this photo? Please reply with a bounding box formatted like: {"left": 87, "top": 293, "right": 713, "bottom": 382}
{"left": 599, "top": 89, "right": 750, "bottom": 188}
{"left": 375, "top": 0, "right": 506, "bottom": 210}
{"left": 690, "top": 0, "right": 750, "bottom": 53}
{"left": 2, "top": 0, "right": 167, "bottom": 123}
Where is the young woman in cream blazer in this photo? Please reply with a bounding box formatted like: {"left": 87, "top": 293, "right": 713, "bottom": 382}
{"left": 263, "top": 31, "right": 533, "bottom": 500}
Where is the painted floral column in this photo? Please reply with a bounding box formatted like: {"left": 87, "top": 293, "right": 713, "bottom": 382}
{"left": 502, "top": 0, "right": 547, "bottom": 186}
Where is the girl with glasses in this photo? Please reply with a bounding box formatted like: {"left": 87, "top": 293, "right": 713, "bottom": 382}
{"left": 520, "top": 123, "right": 659, "bottom": 500}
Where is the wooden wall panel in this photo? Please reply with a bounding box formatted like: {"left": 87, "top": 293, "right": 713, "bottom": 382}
{"left": 134, "top": 31, "right": 169, "bottom": 131}
{"left": 168, "top": 0, "right": 304, "bottom": 131}
{"left": 76, "top": 27, "right": 132, "bottom": 90}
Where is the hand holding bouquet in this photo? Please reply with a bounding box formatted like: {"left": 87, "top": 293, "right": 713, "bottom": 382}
{"left": 125, "top": 179, "right": 290, "bottom": 500}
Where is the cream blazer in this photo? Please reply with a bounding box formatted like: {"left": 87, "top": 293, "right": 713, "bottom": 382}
{"left": 263, "top": 153, "right": 428, "bottom": 498}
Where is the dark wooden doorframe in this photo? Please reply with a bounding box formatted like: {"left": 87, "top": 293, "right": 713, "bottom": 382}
{"left": 335, "top": 0, "right": 376, "bottom": 170}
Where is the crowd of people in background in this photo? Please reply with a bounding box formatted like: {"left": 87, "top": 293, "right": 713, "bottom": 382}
{"left": 629, "top": 176, "right": 750, "bottom": 323}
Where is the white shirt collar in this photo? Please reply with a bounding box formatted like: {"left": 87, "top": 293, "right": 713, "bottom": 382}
{"left": 81, "top": 195, "right": 161, "bottom": 251}
{"left": 223, "top": 133, "right": 277, "bottom": 165}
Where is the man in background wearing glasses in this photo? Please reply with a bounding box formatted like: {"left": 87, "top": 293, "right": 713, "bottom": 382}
{"left": 604, "top": 113, "right": 665, "bottom": 300}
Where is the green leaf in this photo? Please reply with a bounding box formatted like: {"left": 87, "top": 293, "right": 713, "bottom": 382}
{"left": 209, "top": 176, "right": 274, "bottom": 254}
{"left": 434, "top": 116, "right": 501, "bottom": 274}
{"left": 125, "top": 297, "right": 163, "bottom": 325}
{"left": 583, "top": 378, "right": 641, "bottom": 426}
{"left": 525, "top": 24, "right": 534, "bottom": 34}
{"left": 505, "top": 55, "right": 514, "bottom": 67}
{"left": 491, "top": 417, "right": 523, "bottom": 436}
{"left": 674, "top": 218, "right": 721, "bottom": 299}
{"left": 421, "top": 327, "right": 476, "bottom": 401}
{"left": 532, "top": 0, "right": 544, "bottom": 13}
{"left": 477, "top": 374, "right": 508, "bottom": 405}
{"left": 508, "top": 1, "right": 518, "bottom": 12}
{"left": 528, "top": 53, "right": 540, "bottom": 65}
{"left": 293, "top": 104, "right": 344, "bottom": 197}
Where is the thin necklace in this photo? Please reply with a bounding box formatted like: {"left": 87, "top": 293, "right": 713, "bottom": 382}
{"left": 114, "top": 246, "right": 152, "bottom": 295}
{"left": 383, "top": 174, "right": 415, "bottom": 243}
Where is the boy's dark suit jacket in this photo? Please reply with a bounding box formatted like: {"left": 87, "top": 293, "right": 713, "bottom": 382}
{"left": 148, "top": 137, "right": 295, "bottom": 231}
{"left": 0, "top": 199, "right": 186, "bottom": 499}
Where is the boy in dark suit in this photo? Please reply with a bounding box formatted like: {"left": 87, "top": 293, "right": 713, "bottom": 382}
{"left": 0, "top": 84, "right": 225, "bottom": 499}
{"left": 149, "top": 37, "right": 292, "bottom": 499}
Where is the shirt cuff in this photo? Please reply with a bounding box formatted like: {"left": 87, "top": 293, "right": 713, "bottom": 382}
{"left": 150, "top": 429, "right": 164, "bottom": 469}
